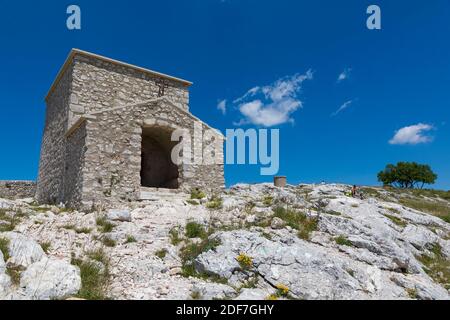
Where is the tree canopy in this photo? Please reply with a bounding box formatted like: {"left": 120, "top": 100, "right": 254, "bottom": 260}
{"left": 377, "top": 162, "right": 437, "bottom": 189}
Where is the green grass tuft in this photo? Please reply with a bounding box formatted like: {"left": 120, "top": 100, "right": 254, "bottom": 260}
{"left": 101, "top": 236, "right": 116, "bottom": 247}
{"left": 86, "top": 248, "right": 109, "bottom": 265}
{"left": 406, "top": 288, "right": 418, "bottom": 299}
{"left": 190, "top": 189, "right": 206, "bottom": 200}
{"left": 0, "top": 209, "right": 20, "bottom": 232}
{"left": 185, "top": 222, "right": 207, "bottom": 239}
{"left": 125, "top": 235, "right": 137, "bottom": 243}
{"left": 0, "top": 237, "right": 10, "bottom": 261}
{"left": 335, "top": 235, "right": 353, "bottom": 247}
{"left": 72, "top": 257, "right": 110, "bottom": 300}
{"left": 180, "top": 237, "right": 227, "bottom": 283}
{"left": 75, "top": 227, "right": 92, "bottom": 234}
{"left": 96, "top": 216, "right": 115, "bottom": 233}
{"left": 39, "top": 241, "right": 51, "bottom": 254}
{"left": 399, "top": 197, "right": 450, "bottom": 223}
{"left": 383, "top": 214, "right": 407, "bottom": 227}
{"left": 6, "top": 265, "right": 22, "bottom": 285}
{"left": 206, "top": 195, "right": 223, "bottom": 210}
{"left": 155, "top": 248, "right": 168, "bottom": 259}
{"left": 262, "top": 195, "right": 274, "bottom": 207}
{"left": 169, "top": 227, "right": 182, "bottom": 245}
{"left": 416, "top": 243, "right": 449, "bottom": 289}
{"left": 272, "top": 207, "right": 318, "bottom": 240}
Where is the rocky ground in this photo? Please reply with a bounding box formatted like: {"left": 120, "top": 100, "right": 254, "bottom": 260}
{"left": 0, "top": 183, "right": 449, "bottom": 300}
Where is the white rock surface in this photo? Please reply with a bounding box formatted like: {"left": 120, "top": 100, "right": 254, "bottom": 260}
{"left": 3, "top": 232, "right": 45, "bottom": 268}
{"left": 106, "top": 209, "right": 132, "bottom": 222}
{"left": 0, "top": 251, "right": 11, "bottom": 299}
{"left": 1, "top": 183, "right": 449, "bottom": 300}
{"left": 19, "top": 258, "right": 81, "bottom": 300}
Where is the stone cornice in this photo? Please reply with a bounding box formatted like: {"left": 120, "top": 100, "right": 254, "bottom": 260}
{"left": 45, "top": 49, "right": 193, "bottom": 102}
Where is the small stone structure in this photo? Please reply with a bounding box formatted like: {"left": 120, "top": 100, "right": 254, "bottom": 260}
{"left": 0, "top": 181, "right": 36, "bottom": 199}
{"left": 36, "top": 49, "right": 224, "bottom": 209}
{"left": 274, "top": 176, "right": 287, "bottom": 188}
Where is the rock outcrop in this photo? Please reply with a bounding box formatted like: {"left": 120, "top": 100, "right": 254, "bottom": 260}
{"left": 0, "top": 183, "right": 449, "bottom": 300}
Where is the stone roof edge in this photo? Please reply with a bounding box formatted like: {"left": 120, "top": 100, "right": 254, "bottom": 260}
{"left": 45, "top": 49, "right": 193, "bottom": 102}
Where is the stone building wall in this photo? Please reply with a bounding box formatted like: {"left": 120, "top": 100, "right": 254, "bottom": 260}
{"left": 75, "top": 99, "right": 224, "bottom": 210}
{"left": 37, "top": 50, "right": 224, "bottom": 210}
{"left": 0, "top": 181, "right": 36, "bottom": 199}
{"left": 36, "top": 65, "right": 72, "bottom": 205}
{"left": 63, "top": 121, "right": 87, "bottom": 209}
{"left": 69, "top": 54, "right": 189, "bottom": 127}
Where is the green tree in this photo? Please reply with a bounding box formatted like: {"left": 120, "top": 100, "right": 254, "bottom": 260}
{"left": 377, "top": 162, "right": 437, "bottom": 189}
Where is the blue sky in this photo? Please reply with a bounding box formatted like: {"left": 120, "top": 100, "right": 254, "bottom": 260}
{"left": 0, "top": 0, "right": 449, "bottom": 189}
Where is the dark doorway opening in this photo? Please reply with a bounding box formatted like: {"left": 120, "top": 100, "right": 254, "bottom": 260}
{"left": 140, "top": 126, "right": 179, "bottom": 189}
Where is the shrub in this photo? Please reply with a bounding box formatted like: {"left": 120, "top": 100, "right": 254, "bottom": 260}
{"left": 416, "top": 243, "right": 449, "bottom": 289}
{"left": 186, "top": 199, "right": 199, "bottom": 205}
{"left": 96, "top": 217, "right": 114, "bottom": 233}
{"left": 399, "top": 198, "right": 450, "bottom": 223}
{"left": 75, "top": 227, "right": 92, "bottom": 234}
{"left": 39, "top": 241, "right": 51, "bottom": 254}
{"left": 180, "top": 238, "right": 226, "bottom": 283}
{"left": 273, "top": 207, "right": 318, "bottom": 240}
{"left": 0, "top": 237, "right": 10, "bottom": 261}
{"left": 185, "top": 222, "right": 206, "bottom": 239}
{"left": 236, "top": 253, "right": 253, "bottom": 270}
{"left": 383, "top": 214, "right": 407, "bottom": 227}
{"left": 275, "top": 284, "right": 290, "bottom": 297}
{"left": 190, "top": 188, "right": 206, "bottom": 200}
{"left": 326, "top": 210, "right": 342, "bottom": 216}
{"left": 0, "top": 210, "right": 19, "bottom": 232}
{"left": 169, "top": 227, "right": 182, "bottom": 245}
{"left": 265, "top": 294, "right": 278, "bottom": 300}
{"left": 406, "top": 288, "right": 418, "bottom": 299}
{"left": 377, "top": 162, "right": 437, "bottom": 189}
{"left": 335, "top": 235, "right": 353, "bottom": 246}
{"left": 244, "top": 201, "right": 256, "bottom": 214}
{"left": 72, "top": 258, "right": 110, "bottom": 300}
{"left": 155, "top": 249, "right": 168, "bottom": 259}
{"left": 86, "top": 248, "right": 109, "bottom": 265}
{"left": 387, "top": 207, "right": 401, "bottom": 214}
{"left": 125, "top": 235, "right": 137, "bottom": 243}
{"left": 6, "top": 265, "right": 21, "bottom": 285}
{"left": 262, "top": 195, "right": 274, "bottom": 207}
{"left": 101, "top": 236, "right": 116, "bottom": 247}
{"left": 190, "top": 291, "right": 201, "bottom": 300}
{"left": 238, "top": 277, "right": 259, "bottom": 290}
{"left": 206, "top": 195, "right": 223, "bottom": 210}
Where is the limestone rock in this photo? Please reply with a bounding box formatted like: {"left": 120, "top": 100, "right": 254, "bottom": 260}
{"left": 235, "top": 288, "right": 270, "bottom": 300}
{"left": 106, "top": 209, "right": 132, "bottom": 222}
{"left": 0, "top": 251, "right": 11, "bottom": 299}
{"left": 3, "top": 232, "right": 45, "bottom": 268}
{"left": 19, "top": 258, "right": 81, "bottom": 300}
{"left": 195, "top": 229, "right": 449, "bottom": 300}
{"left": 271, "top": 217, "right": 286, "bottom": 229}
{"left": 191, "top": 282, "right": 236, "bottom": 300}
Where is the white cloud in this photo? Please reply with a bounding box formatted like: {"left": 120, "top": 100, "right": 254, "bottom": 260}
{"left": 331, "top": 100, "right": 353, "bottom": 116}
{"left": 337, "top": 68, "right": 351, "bottom": 83}
{"left": 233, "top": 87, "right": 260, "bottom": 104}
{"left": 389, "top": 123, "right": 435, "bottom": 145}
{"left": 233, "top": 70, "right": 313, "bottom": 127}
{"left": 217, "top": 99, "right": 227, "bottom": 114}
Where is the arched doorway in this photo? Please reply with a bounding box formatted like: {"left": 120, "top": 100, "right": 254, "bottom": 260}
{"left": 140, "top": 126, "right": 179, "bottom": 189}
